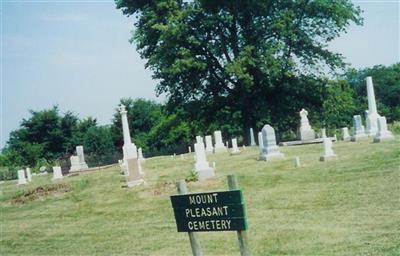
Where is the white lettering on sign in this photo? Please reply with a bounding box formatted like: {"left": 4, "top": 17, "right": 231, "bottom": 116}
{"left": 187, "top": 220, "right": 232, "bottom": 231}
{"left": 188, "top": 193, "right": 218, "bottom": 205}
{"left": 185, "top": 206, "right": 229, "bottom": 218}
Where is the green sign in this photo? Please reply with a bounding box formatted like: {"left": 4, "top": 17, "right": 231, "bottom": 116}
{"left": 170, "top": 190, "right": 247, "bottom": 232}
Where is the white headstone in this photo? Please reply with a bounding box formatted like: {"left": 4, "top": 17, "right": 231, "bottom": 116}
{"left": 260, "top": 125, "right": 284, "bottom": 161}
{"left": 69, "top": 156, "right": 81, "bottom": 172}
{"left": 76, "top": 146, "right": 88, "bottom": 169}
{"left": 373, "top": 116, "right": 394, "bottom": 142}
{"left": 196, "top": 136, "right": 204, "bottom": 145}
{"left": 194, "top": 142, "right": 215, "bottom": 180}
{"left": 351, "top": 115, "right": 367, "bottom": 141}
{"left": 119, "top": 105, "right": 138, "bottom": 160}
{"left": 299, "top": 109, "right": 315, "bottom": 141}
{"left": 205, "top": 135, "right": 214, "bottom": 153}
{"left": 231, "top": 138, "right": 240, "bottom": 154}
{"left": 213, "top": 130, "right": 226, "bottom": 152}
{"left": 293, "top": 157, "right": 301, "bottom": 168}
{"left": 26, "top": 168, "right": 32, "bottom": 182}
{"left": 365, "top": 77, "right": 380, "bottom": 136}
{"left": 320, "top": 137, "right": 336, "bottom": 161}
{"left": 188, "top": 146, "right": 192, "bottom": 153}
{"left": 342, "top": 127, "right": 351, "bottom": 141}
{"left": 258, "top": 132, "right": 264, "bottom": 156}
{"left": 17, "top": 170, "right": 27, "bottom": 185}
{"left": 249, "top": 128, "right": 256, "bottom": 146}
{"left": 52, "top": 166, "right": 63, "bottom": 180}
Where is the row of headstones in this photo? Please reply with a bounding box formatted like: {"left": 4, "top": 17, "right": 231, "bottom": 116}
{"left": 17, "top": 166, "right": 64, "bottom": 185}
{"left": 350, "top": 115, "right": 393, "bottom": 142}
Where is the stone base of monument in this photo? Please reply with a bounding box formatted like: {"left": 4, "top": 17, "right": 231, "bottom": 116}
{"left": 125, "top": 158, "right": 144, "bottom": 187}
{"left": 351, "top": 134, "right": 368, "bottom": 142}
{"left": 196, "top": 168, "right": 215, "bottom": 181}
{"left": 259, "top": 152, "right": 284, "bottom": 161}
{"left": 373, "top": 133, "right": 394, "bottom": 143}
{"left": 319, "top": 154, "right": 337, "bottom": 161}
{"left": 299, "top": 129, "right": 316, "bottom": 141}
{"left": 280, "top": 137, "right": 336, "bottom": 146}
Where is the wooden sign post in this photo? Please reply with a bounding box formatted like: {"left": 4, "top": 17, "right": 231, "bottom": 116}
{"left": 172, "top": 175, "right": 249, "bottom": 255}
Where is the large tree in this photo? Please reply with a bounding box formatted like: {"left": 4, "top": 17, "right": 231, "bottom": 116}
{"left": 116, "top": 0, "right": 362, "bottom": 137}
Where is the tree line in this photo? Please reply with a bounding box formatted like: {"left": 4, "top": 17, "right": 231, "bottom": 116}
{"left": 1, "top": 64, "right": 399, "bottom": 180}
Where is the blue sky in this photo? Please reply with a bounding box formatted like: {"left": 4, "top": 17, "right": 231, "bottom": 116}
{"left": 1, "top": 0, "right": 399, "bottom": 149}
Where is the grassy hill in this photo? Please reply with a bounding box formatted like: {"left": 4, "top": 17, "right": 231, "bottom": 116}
{"left": 1, "top": 137, "right": 399, "bottom": 255}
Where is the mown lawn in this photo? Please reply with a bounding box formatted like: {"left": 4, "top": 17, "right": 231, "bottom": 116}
{"left": 1, "top": 137, "right": 399, "bottom": 255}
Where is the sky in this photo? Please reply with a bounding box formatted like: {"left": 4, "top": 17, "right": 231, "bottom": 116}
{"left": 1, "top": 0, "right": 399, "bottom": 149}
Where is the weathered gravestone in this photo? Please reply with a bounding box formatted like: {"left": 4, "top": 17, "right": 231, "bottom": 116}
{"left": 17, "top": 170, "right": 27, "bottom": 185}
{"left": 342, "top": 127, "right": 351, "bottom": 141}
{"left": 76, "top": 146, "right": 88, "bottom": 169}
{"left": 230, "top": 138, "right": 240, "bottom": 155}
{"left": 213, "top": 131, "right": 226, "bottom": 153}
{"left": 373, "top": 116, "right": 394, "bottom": 143}
{"left": 138, "top": 147, "right": 145, "bottom": 162}
{"left": 299, "top": 109, "right": 315, "bottom": 141}
{"left": 320, "top": 137, "right": 336, "bottom": 161}
{"left": 293, "top": 157, "right": 301, "bottom": 168}
{"left": 205, "top": 135, "right": 214, "bottom": 153}
{"left": 69, "top": 155, "right": 81, "bottom": 172}
{"left": 258, "top": 132, "right": 263, "bottom": 157}
{"left": 52, "top": 166, "right": 63, "bottom": 180}
{"left": 249, "top": 128, "right": 256, "bottom": 146}
{"left": 260, "top": 125, "right": 284, "bottom": 161}
{"left": 194, "top": 142, "right": 215, "bottom": 180}
{"left": 351, "top": 115, "right": 367, "bottom": 141}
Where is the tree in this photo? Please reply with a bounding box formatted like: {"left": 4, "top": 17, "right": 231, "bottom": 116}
{"left": 116, "top": 0, "right": 362, "bottom": 139}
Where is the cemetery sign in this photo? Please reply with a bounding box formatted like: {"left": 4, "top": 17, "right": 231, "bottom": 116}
{"left": 170, "top": 190, "right": 247, "bottom": 232}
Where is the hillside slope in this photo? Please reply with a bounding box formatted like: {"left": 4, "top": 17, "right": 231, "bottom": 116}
{"left": 1, "top": 138, "right": 399, "bottom": 255}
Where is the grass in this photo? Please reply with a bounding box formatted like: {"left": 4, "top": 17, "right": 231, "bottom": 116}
{"left": 0, "top": 137, "right": 399, "bottom": 255}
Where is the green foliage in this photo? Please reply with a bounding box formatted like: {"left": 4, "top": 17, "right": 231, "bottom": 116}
{"left": 185, "top": 169, "right": 199, "bottom": 183}
{"left": 322, "top": 80, "right": 357, "bottom": 130}
{"left": 116, "top": 0, "right": 362, "bottom": 141}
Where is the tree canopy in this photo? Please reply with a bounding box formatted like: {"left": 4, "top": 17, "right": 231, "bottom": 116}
{"left": 116, "top": 0, "right": 362, "bottom": 137}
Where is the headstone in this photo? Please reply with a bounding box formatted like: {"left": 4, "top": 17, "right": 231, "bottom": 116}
{"left": 351, "top": 115, "right": 367, "bottom": 141}
{"left": 188, "top": 146, "right": 192, "bottom": 153}
{"left": 249, "top": 128, "right": 256, "bottom": 146}
{"left": 342, "top": 127, "right": 351, "bottom": 141}
{"left": 126, "top": 158, "right": 144, "bottom": 187}
{"left": 293, "top": 157, "right": 300, "bottom": 168}
{"left": 52, "top": 166, "right": 63, "bottom": 180}
{"left": 226, "top": 141, "right": 229, "bottom": 148}
{"left": 194, "top": 142, "right": 215, "bottom": 180}
{"left": 39, "top": 166, "right": 47, "bottom": 173}
{"left": 213, "top": 130, "right": 227, "bottom": 153}
{"left": 260, "top": 125, "right": 284, "bottom": 161}
{"left": 119, "top": 105, "right": 138, "bottom": 161}
{"left": 205, "top": 135, "right": 214, "bottom": 153}
{"left": 196, "top": 136, "right": 204, "bottom": 145}
{"left": 242, "top": 145, "right": 246, "bottom": 150}
{"left": 69, "top": 156, "right": 81, "bottom": 172}
{"left": 321, "top": 128, "right": 327, "bottom": 138}
{"left": 138, "top": 148, "right": 145, "bottom": 162}
{"left": 365, "top": 77, "right": 380, "bottom": 136}
{"left": 76, "top": 146, "right": 89, "bottom": 169}
{"left": 299, "top": 109, "right": 315, "bottom": 141}
{"left": 26, "top": 168, "right": 32, "bottom": 182}
{"left": 17, "top": 170, "right": 27, "bottom": 185}
{"left": 373, "top": 116, "right": 394, "bottom": 142}
{"left": 320, "top": 137, "right": 336, "bottom": 161}
{"left": 258, "top": 132, "right": 264, "bottom": 156}
{"left": 230, "top": 138, "right": 240, "bottom": 155}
